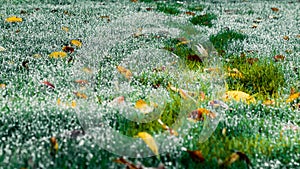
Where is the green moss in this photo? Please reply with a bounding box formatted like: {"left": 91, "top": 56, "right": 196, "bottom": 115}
{"left": 225, "top": 56, "right": 285, "bottom": 97}
{"left": 210, "top": 29, "right": 247, "bottom": 56}
{"left": 190, "top": 13, "right": 217, "bottom": 27}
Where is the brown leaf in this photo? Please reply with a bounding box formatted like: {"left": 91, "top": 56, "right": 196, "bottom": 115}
{"left": 62, "top": 46, "right": 75, "bottom": 53}
{"left": 74, "top": 92, "right": 88, "bottom": 99}
{"left": 290, "top": 87, "right": 296, "bottom": 95}
{"left": 236, "top": 151, "right": 251, "bottom": 165}
{"left": 116, "top": 65, "right": 132, "bottom": 80}
{"left": 113, "top": 157, "right": 139, "bottom": 169}
{"left": 185, "top": 11, "right": 196, "bottom": 16}
{"left": 188, "top": 108, "right": 216, "bottom": 121}
{"left": 283, "top": 36, "right": 289, "bottom": 40}
{"left": 251, "top": 24, "right": 258, "bottom": 28}
{"left": 273, "top": 55, "right": 285, "bottom": 62}
{"left": 271, "top": 7, "right": 279, "bottom": 12}
{"left": 22, "top": 60, "right": 29, "bottom": 70}
{"left": 187, "top": 150, "right": 205, "bottom": 163}
{"left": 131, "top": 0, "right": 138, "bottom": 2}
{"left": 50, "top": 137, "right": 58, "bottom": 154}
{"left": 246, "top": 58, "right": 259, "bottom": 65}
{"left": 146, "top": 7, "right": 153, "bottom": 11}
{"left": 42, "top": 81, "right": 55, "bottom": 89}
{"left": 187, "top": 54, "right": 203, "bottom": 62}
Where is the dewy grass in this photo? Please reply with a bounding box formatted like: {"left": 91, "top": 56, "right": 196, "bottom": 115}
{"left": 190, "top": 13, "right": 217, "bottom": 27}
{"left": 210, "top": 29, "right": 247, "bottom": 56}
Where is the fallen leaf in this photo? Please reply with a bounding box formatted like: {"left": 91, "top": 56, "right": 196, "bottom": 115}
{"left": 235, "top": 151, "right": 251, "bottom": 165}
{"left": 188, "top": 108, "right": 216, "bottom": 121}
{"left": 253, "top": 18, "right": 263, "bottom": 23}
{"left": 62, "top": 26, "right": 69, "bottom": 32}
{"left": 113, "top": 157, "right": 139, "bottom": 169}
{"left": 187, "top": 149, "right": 205, "bottom": 163}
{"left": 62, "top": 46, "right": 75, "bottom": 53}
{"left": 263, "top": 99, "right": 275, "bottom": 106}
{"left": 176, "top": 40, "right": 190, "bottom": 46}
{"left": 246, "top": 58, "right": 259, "bottom": 65}
{"left": 221, "top": 152, "right": 240, "bottom": 167}
{"left": 169, "top": 85, "right": 197, "bottom": 100}
{"left": 223, "top": 91, "right": 256, "bottom": 104}
{"left": 33, "top": 53, "right": 41, "bottom": 58}
{"left": 285, "top": 49, "right": 292, "bottom": 54}
{"left": 273, "top": 55, "right": 285, "bottom": 62}
{"left": 297, "top": 34, "right": 300, "bottom": 38}
{"left": 185, "top": 11, "right": 196, "bottom": 16}
{"left": 227, "top": 68, "right": 243, "bottom": 78}
{"left": 70, "top": 39, "right": 82, "bottom": 48}
{"left": 131, "top": 0, "right": 138, "bottom": 2}
{"left": 209, "top": 100, "right": 229, "bottom": 109}
{"left": 271, "top": 7, "right": 279, "bottom": 12}
{"left": 108, "top": 96, "right": 126, "bottom": 106}
{"left": 187, "top": 54, "right": 203, "bottom": 62}
{"left": 194, "top": 44, "right": 209, "bottom": 57}
{"left": 74, "top": 92, "right": 88, "bottom": 99}
{"left": 57, "top": 98, "right": 61, "bottom": 105}
{"left": 157, "top": 119, "right": 178, "bottom": 136}
{"left": 82, "top": 67, "right": 93, "bottom": 74}
{"left": 42, "top": 81, "right": 55, "bottom": 89}
{"left": 204, "top": 67, "right": 220, "bottom": 73}
{"left": 251, "top": 23, "right": 258, "bottom": 28}
{"left": 290, "top": 87, "right": 296, "bottom": 95}
{"left": 50, "top": 137, "right": 58, "bottom": 155}
{"left": 286, "top": 92, "right": 300, "bottom": 103}
{"left": 0, "top": 46, "right": 6, "bottom": 51}
{"left": 146, "top": 7, "right": 153, "bottom": 11}
{"left": 135, "top": 99, "right": 154, "bottom": 114}
{"left": 222, "top": 128, "right": 226, "bottom": 136}
{"left": 49, "top": 51, "right": 67, "bottom": 59}
{"left": 138, "top": 132, "right": 159, "bottom": 156}
{"left": 116, "top": 65, "right": 132, "bottom": 80}
{"left": 5, "top": 16, "right": 23, "bottom": 22}
{"left": 71, "top": 100, "right": 76, "bottom": 108}
{"left": 74, "top": 79, "right": 88, "bottom": 85}
{"left": 0, "top": 84, "right": 6, "bottom": 89}
{"left": 283, "top": 36, "right": 289, "bottom": 40}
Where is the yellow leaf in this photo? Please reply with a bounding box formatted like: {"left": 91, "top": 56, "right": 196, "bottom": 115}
{"left": 116, "top": 65, "right": 132, "bottom": 80}
{"left": 138, "top": 132, "right": 159, "bottom": 156}
{"left": 286, "top": 92, "right": 300, "bottom": 103}
{"left": 49, "top": 51, "right": 67, "bottom": 59}
{"left": 135, "top": 99, "right": 154, "bottom": 114}
{"left": 5, "top": 16, "right": 22, "bottom": 22}
{"left": 71, "top": 100, "right": 76, "bottom": 108}
{"left": 0, "top": 46, "right": 6, "bottom": 51}
{"left": 74, "top": 92, "right": 88, "bottom": 99}
{"left": 223, "top": 91, "right": 256, "bottom": 104}
{"left": 227, "top": 68, "right": 243, "bottom": 78}
{"left": 82, "top": 67, "right": 93, "bottom": 74}
{"left": 33, "top": 53, "right": 41, "bottom": 58}
{"left": 62, "top": 26, "right": 69, "bottom": 32}
{"left": 57, "top": 98, "right": 61, "bottom": 105}
{"left": 70, "top": 39, "right": 82, "bottom": 47}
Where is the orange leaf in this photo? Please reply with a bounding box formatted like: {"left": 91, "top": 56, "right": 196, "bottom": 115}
{"left": 116, "top": 65, "right": 132, "bottom": 80}
{"left": 0, "top": 84, "right": 6, "bottom": 89}
{"left": 286, "top": 92, "right": 300, "bottom": 103}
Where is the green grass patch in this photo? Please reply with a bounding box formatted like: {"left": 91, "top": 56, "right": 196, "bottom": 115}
{"left": 210, "top": 29, "right": 247, "bottom": 55}
{"left": 225, "top": 56, "right": 286, "bottom": 97}
{"left": 156, "top": 2, "right": 181, "bottom": 15}
{"left": 190, "top": 13, "right": 217, "bottom": 27}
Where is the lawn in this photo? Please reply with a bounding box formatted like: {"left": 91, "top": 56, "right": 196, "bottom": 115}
{"left": 0, "top": 0, "right": 299, "bottom": 168}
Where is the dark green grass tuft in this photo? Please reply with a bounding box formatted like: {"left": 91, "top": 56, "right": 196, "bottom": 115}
{"left": 210, "top": 29, "right": 247, "bottom": 55}
{"left": 225, "top": 56, "right": 285, "bottom": 97}
{"left": 156, "top": 3, "right": 181, "bottom": 15}
{"left": 190, "top": 13, "right": 217, "bottom": 27}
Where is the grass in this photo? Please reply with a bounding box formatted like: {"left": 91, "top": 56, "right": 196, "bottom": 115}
{"left": 0, "top": 0, "right": 299, "bottom": 169}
